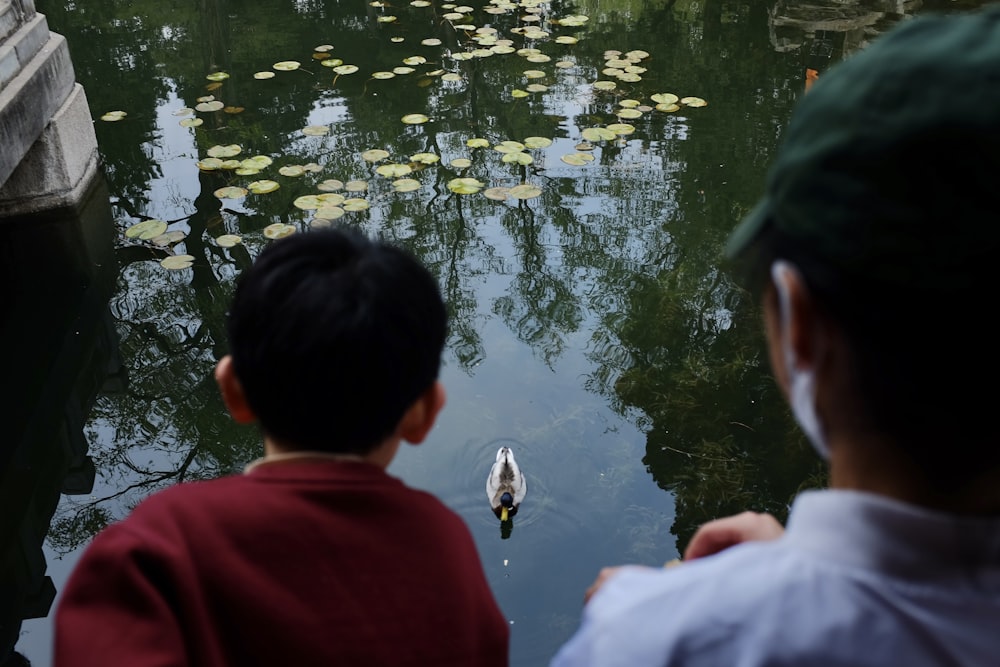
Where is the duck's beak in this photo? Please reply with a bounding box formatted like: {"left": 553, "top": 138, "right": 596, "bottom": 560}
{"left": 501, "top": 506, "right": 509, "bottom": 522}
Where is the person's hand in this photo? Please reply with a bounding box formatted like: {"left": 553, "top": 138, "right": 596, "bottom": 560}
{"left": 683, "top": 511, "right": 784, "bottom": 561}
{"left": 583, "top": 565, "right": 656, "bottom": 605}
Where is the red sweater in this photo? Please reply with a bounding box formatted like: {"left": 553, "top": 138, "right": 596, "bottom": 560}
{"left": 55, "top": 460, "right": 509, "bottom": 666}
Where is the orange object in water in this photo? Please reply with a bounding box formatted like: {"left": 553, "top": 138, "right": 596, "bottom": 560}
{"left": 805, "top": 68, "right": 819, "bottom": 93}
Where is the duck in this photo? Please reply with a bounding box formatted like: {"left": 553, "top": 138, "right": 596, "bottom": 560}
{"left": 486, "top": 446, "right": 527, "bottom": 521}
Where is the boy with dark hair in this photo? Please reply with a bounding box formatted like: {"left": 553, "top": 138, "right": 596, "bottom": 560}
{"left": 55, "top": 228, "right": 509, "bottom": 666}
{"left": 553, "top": 6, "right": 1000, "bottom": 666}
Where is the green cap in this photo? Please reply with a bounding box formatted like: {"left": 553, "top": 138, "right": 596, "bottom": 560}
{"left": 726, "top": 6, "right": 1000, "bottom": 294}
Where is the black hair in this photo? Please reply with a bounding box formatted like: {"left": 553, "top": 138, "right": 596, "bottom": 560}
{"left": 225, "top": 227, "right": 447, "bottom": 454}
{"left": 732, "top": 221, "right": 1000, "bottom": 487}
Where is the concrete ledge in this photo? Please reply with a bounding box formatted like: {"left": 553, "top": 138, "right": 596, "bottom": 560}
{"left": 0, "top": 83, "right": 100, "bottom": 217}
{"left": 0, "top": 12, "right": 49, "bottom": 90}
{"left": 0, "top": 30, "right": 75, "bottom": 188}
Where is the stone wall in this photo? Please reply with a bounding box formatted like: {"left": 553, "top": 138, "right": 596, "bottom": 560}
{"left": 0, "top": 0, "right": 99, "bottom": 217}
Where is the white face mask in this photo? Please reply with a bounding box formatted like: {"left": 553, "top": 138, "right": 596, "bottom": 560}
{"left": 771, "top": 260, "right": 830, "bottom": 460}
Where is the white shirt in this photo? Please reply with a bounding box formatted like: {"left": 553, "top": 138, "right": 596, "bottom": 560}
{"left": 551, "top": 489, "right": 1000, "bottom": 666}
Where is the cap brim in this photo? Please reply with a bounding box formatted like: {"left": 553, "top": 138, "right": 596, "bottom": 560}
{"left": 725, "top": 197, "right": 772, "bottom": 260}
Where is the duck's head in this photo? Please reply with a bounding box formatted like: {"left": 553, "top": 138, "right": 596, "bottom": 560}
{"left": 500, "top": 492, "right": 514, "bottom": 521}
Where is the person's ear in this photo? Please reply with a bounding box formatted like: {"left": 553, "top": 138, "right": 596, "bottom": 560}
{"left": 214, "top": 355, "right": 257, "bottom": 424}
{"left": 398, "top": 380, "right": 447, "bottom": 445}
{"left": 767, "top": 261, "right": 822, "bottom": 389}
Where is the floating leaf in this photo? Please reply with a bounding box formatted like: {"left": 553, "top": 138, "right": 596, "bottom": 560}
{"left": 561, "top": 153, "right": 596, "bottom": 165}
{"left": 555, "top": 60, "right": 575, "bottom": 69}
{"left": 508, "top": 183, "right": 542, "bottom": 199}
{"left": 362, "top": 149, "right": 391, "bottom": 162}
{"left": 125, "top": 219, "right": 168, "bottom": 240}
{"left": 321, "top": 58, "right": 345, "bottom": 68}
{"left": 314, "top": 206, "right": 346, "bottom": 220}
{"left": 376, "top": 163, "right": 413, "bottom": 177}
{"left": 172, "top": 107, "right": 195, "bottom": 117}
{"left": 681, "top": 96, "right": 708, "bottom": 107}
{"left": 214, "top": 186, "right": 248, "bottom": 199}
{"left": 273, "top": 61, "right": 301, "bottom": 71}
{"left": 655, "top": 103, "right": 681, "bottom": 113}
{"left": 207, "top": 144, "right": 242, "bottom": 158}
{"left": 651, "top": 92, "right": 679, "bottom": 105}
{"left": 302, "top": 125, "right": 330, "bottom": 136}
{"left": 525, "top": 53, "right": 551, "bottom": 63}
{"left": 401, "top": 113, "right": 429, "bottom": 124}
{"left": 616, "top": 72, "right": 642, "bottom": 83}
{"left": 409, "top": 152, "right": 440, "bottom": 164}
{"left": 242, "top": 156, "right": 273, "bottom": 170}
{"left": 619, "top": 99, "right": 640, "bottom": 108}
{"left": 254, "top": 71, "right": 276, "bottom": 79}
{"left": 315, "top": 44, "right": 334, "bottom": 52}
{"left": 197, "top": 157, "right": 225, "bottom": 171}
{"left": 161, "top": 255, "right": 195, "bottom": 270}
{"left": 180, "top": 118, "right": 204, "bottom": 127}
{"left": 402, "top": 56, "right": 427, "bottom": 65}
{"left": 196, "top": 95, "right": 216, "bottom": 103}
{"left": 263, "top": 223, "right": 296, "bottom": 239}
{"left": 555, "top": 36, "right": 579, "bottom": 45}
{"left": 502, "top": 151, "right": 533, "bottom": 165}
{"left": 217, "top": 234, "right": 243, "bottom": 247}
{"left": 617, "top": 108, "right": 643, "bottom": 119}
{"left": 524, "top": 136, "right": 552, "bottom": 149}
{"left": 248, "top": 180, "right": 280, "bottom": 194}
{"left": 394, "top": 66, "right": 416, "bottom": 75}
{"left": 575, "top": 141, "right": 595, "bottom": 151}
{"left": 447, "top": 177, "right": 485, "bottom": 194}
{"left": 342, "top": 198, "right": 370, "bottom": 211}
{"left": 151, "top": 230, "right": 186, "bottom": 246}
{"left": 294, "top": 195, "right": 324, "bottom": 210}
{"left": 332, "top": 64, "right": 359, "bottom": 75}
{"left": 421, "top": 37, "right": 441, "bottom": 45}
{"left": 371, "top": 71, "right": 396, "bottom": 81}
{"left": 345, "top": 180, "right": 369, "bottom": 192}
{"left": 195, "top": 100, "right": 224, "bottom": 112}
{"left": 483, "top": 187, "right": 509, "bottom": 201}
{"left": 511, "top": 89, "right": 529, "bottom": 99}
{"left": 592, "top": 80, "right": 617, "bottom": 91}
{"left": 523, "top": 70, "right": 546, "bottom": 79}
{"left": 223, "top": 106, "right": 245, "bottom": 114}
{"left": 607, "top": 123, "right": 636, "bottom": 135}
{"left": 317, "top": 193, "right": 346, "bottom": 206}
{"left": 206, "top": 71, "right": 230, "bottom": 81}
{"left": 450, "top": 158, "right": 472, "bottom": 169}
{"left": 441, "top": 73, "right": 463, "bottom": 82}
{"left": 494, "top": 140, "right": 526, "bottom": 154}
{"left": 376, "top": 15, "right": 398, "bottom": 22}
{"left": 581, "top": 127, "right": 617, "bottom": 142}
{"left": 318, "top": 179, "right": 345, "bottom": 191}
{"left": 466, "top": 138, "right": 490, "bottom": 148}
{"left": 393, "top": 178, "right": 422, "bottom": 192}
{"left": 100, "top": 110, "right": 127, "bottom": 122}
{"left": 525, "top": 84, "right": 548, "bottom": 93}
{"left": 279, "top": 165, "right": 306, "bottom": 177}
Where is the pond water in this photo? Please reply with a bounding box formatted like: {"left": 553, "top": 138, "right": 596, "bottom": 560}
{"left": 7, "top": 0, "right": 992, "bottom": 664}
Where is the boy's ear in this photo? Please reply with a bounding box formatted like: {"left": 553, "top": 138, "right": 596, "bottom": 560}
{"left": 399, "top": 381, "right": 447, "bottom": 445}
{"left": 214, "top": 355, "right": 257, "bottom": 424}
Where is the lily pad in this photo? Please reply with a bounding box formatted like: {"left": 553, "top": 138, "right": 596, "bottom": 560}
{"left": 502, "top": 151, "right": 533, "bottom": 165}
{"left": 318, "top": 179, "right": 345, "bottom": 191}
{"left": 313, "top": 207, "right": 346, "bottom": 220}
{"left": 392, "top": 178, "right": 422, "bottom": 192}
{"left": 197, "top": 158, "right": 225, "bottom": 171}
{"left": 409, "top": 152, "right": 440, "bottom": 164}
{"left": 508, "top": 183, "right": 542, "bottom": 199}
{"left": 494, "top": 140, "right": 526, "bottom": 154}
{"left": 345, "top": 180, "right": 369, "bottom": 192}
{"left": 524, "top": 136, "right": 553, "bottom": 149}
{"left": 242, "top": 156, "right": 273, "bottom": 169}
{"left": 401, "top": 113, "right": 430, "bottom": 124}
{"left": 207, "top": 144, "right": 242, "bottom": 158}
{"left": 248, "top": 180, "right": 280, "bottom": 194}
{"left": 362, "top": 149, "right": 391, "bottom": 162}
{"left": 592, "top": 81, "right": 617, "bottom": 91}
{"left": 332, "top": 64, "right": 359, "bottom": 75}
{"left": 342, "top": 198, "right": 370, "bottom": 211}
{"left": 293, "top": 195, "right": 324, "bottom": 210}
{"left": 581, "top": 127, "right": 617, "bottom": 142}
{"left": 161, "top": 255, "right": 195, "bottom": 270}
{"left": 467, "top": 138, "right": 490, "bottom": 148}
{"left": 180, "top": 118, "right": 204, "bottom": 127}
{"left": 100, "top": 110, "right": 127, "bottom": 122}
{"left": 214, "top": 186, "right": 248, "bottom": 199}
{"left": 254, "top": 71, "right": 276, "bottom": 80}
{"left": 217, "top": 234, "right": 243, "bottom": 247}
{"left": 206, "top": 71, "right": 230, "bottom": 81}
{"left": 607, "top": 123, "right": 636, "bottom": 135}
{"left": 483, "top": 187, "right": 510, "bottom": 201}
{"left": 681, "top": 96, "right": 708, "bottom": 107}
{"left": 372, "top": 71, "right": 396, "bottom": 80}
{"left": 450, "top": 158, "right": 472, "bottom": 169}
{"left": 561, "top": 153, "right": 596, "bottom": 165}
{"left": 376, "top": 163, "right": 413, "bottom": 178}
{"left": 273, "top": 61, "right": 301, "bottom": 71}
{"left": 151, "top": 230, "right": 187, "bottom": 246}
{"left": 447, "top": 177, "right": 485, "bottom": 194}
{"left": 263, "top": 223, "right": 296, "bottom": 239}
{"left": 302, "top": 125, "right": 330, "bottom": 136}
{"left": 195, "top": 100, "right": 224, "bottom": 112}
{"left": 125, "top": 219, "right": 168, "bottom": 240}
{"left": 651, "top": 92, "right": 679, "bottom": 105}
{"left": 279, "top": 165, "right": 306, "bottom": 177}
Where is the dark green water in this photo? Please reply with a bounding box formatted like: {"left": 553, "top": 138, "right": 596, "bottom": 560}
{"left": 7, "top": 0, "right": 992, "bottom": 664}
